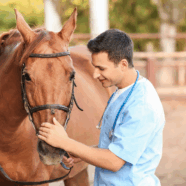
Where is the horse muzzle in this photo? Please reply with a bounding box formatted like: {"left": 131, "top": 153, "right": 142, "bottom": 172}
{"left": 37, "top": 139, "right": 66, "bottom": 165}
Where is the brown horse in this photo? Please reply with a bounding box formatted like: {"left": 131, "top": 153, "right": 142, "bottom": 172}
{"left": 0, "top": 9, "right": 115, "bottom": 186}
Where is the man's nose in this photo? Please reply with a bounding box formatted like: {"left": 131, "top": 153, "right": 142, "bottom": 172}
{"left": 93, "top": 69, "right": 100, "bottom": 79}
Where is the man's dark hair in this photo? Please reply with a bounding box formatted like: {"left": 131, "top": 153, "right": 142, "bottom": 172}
{"left": 87, "top": 29, "right": 134, "bottom": 68}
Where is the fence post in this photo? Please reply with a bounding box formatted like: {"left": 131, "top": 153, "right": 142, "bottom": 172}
{"left": 146, "top": 43, "right": 156, "bottom": 87}
{"left": 147, "top": 58, "right": 156, "bottom": 87}
{"left": 178, "top": 62, "right": 185, "bottom": 86}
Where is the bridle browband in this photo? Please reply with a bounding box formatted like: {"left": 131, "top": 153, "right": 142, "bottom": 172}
{"left": 29, "top": 51, "right": 70, "bottom": 58}
{"left": 0, "top": 51, "right": 83, "bottom": 185}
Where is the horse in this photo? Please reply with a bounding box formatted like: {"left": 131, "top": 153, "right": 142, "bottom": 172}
{"left": 0, "top": 8, "right": 115, "bottom": 186}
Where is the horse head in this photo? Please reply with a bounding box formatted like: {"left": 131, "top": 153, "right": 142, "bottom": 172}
{"left": 15, "top": 8, "right": 77, "bottom": 165}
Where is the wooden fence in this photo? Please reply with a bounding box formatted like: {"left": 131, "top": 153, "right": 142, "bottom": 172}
{"left": 133, "top": 52, "right": 186, "bottom": 99}
{"left": 134, "top": 52, "right": 186, "bottom": 86}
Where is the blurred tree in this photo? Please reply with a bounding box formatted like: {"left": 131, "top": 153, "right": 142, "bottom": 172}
{"left": 152, "top": 0, "right": 186, "bottom": 52}
{"left": 150, "top": 0, "right": 186, "bottom": 86}
{"left": 109, "top": 0, "right": 159, "bottom": 51}
{"left": 59, "top": 0, "right": 89, "bottom": 33}
{"left": 44, "top": 0, "right": 62, "bottom": 32}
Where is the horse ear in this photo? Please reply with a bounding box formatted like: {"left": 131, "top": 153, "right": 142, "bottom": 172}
{"left": 0, "top": 32, "right": 10, "bottom": 41}
{"left": 58, "top": 8, "right": 77, "bottom": 44}
{"left": 14, "top": 9, "right": 36, "bottom": 44}
{"left": 0, "top": 32, "right": 10, "bottom": 45}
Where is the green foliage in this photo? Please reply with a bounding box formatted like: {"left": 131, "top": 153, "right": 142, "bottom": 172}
{"left": 0, "top": 0, "right": 186, "bottom": 51}
{"left": 61, "top": 0, "right": 161, "bottom": 51}
{"left": 60, "top": 0, "right": 89, "bottom": 33}
{"left": 0, "top": 10, "right": 16, "bottom": 30}
{"left": 109, "top": 0, "right": 160, "bottom": 51}
{"left": 0, "top": 0, "right": 44, "bottom": 30}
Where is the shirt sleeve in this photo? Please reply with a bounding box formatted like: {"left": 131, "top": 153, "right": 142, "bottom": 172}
{"left": 108, "top": 99, "right": 158, "bottom": 165}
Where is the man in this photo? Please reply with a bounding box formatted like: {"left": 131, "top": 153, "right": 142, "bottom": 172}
{"left": 38, "top": 29, "right": 165, "bottom": 186}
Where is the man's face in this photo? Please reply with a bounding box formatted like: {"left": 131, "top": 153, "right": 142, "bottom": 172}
{"left": 91, "top": 52, "right": 123, "bottom": 88}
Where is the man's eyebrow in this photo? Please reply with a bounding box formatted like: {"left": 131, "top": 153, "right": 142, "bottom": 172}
{"left": 91, "top": 63, "right": 105, "bottom": 68}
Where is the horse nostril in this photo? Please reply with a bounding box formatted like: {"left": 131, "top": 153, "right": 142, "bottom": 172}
{"left": 38, "top": 141, "right": 48, "bottom": 155}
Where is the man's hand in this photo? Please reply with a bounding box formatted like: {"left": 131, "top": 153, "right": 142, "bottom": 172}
{"left": 38, "top": 118, "right": 125, "bottom": 172}
{"left": 38, "top": 117, "right": 69, "bottom": 149}
{"left": 63, "top": 154, "right": 82, "bottom": 168}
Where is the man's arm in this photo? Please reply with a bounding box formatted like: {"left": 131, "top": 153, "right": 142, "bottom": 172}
{"left": 62, "top": 144, "right": 99, "bottom": 168}
{"left": 38, "top": 117, "right": 125, "bottom": 172}
{"left": 63, "top": 138, "right": 125, "bottom": 172}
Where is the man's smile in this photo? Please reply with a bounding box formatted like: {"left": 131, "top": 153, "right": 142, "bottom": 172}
{"left": 99, "top": 79, "right": 106, "bottom": 82}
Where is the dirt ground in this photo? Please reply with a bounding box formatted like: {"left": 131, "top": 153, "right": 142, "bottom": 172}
{"left": 156, "top": 100, "right": 186, "bottom": 186}
{"left": 50, "top": 99, "right": 186, "bottom": 186}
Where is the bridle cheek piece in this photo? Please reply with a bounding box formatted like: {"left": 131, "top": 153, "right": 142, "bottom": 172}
{"left": 21, "top": 51, "right": 83, "bottom": 134}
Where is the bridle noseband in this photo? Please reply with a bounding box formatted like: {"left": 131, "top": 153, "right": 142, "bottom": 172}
{"left": 21, "top": 51, "right": 83, "bottom": 134}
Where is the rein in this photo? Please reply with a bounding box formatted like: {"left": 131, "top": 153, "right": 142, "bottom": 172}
{"left": 0, "top": 51, "right": 83, "bottom": 185}
{"left": 0, "top": 159, "right": 72, "bottom": 185}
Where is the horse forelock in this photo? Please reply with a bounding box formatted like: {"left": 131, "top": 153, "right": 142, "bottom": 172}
{"left": 0, "top": 29, "right": 21, "bottom": 55}
{"left": 0, "top": 29, "right": 49, "bottom": 80}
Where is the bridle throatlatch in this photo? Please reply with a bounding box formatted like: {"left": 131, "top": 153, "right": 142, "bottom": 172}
{"left": 0, "top": 51, "right": 83, "bottom": 185}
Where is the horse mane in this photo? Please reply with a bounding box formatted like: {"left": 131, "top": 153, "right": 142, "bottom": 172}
{"left": 0, "top": 29, "right": 19, "bottom": 43}
{"left": 0, "top": 29, "right": 21, "bottom": 58}
{"left": 0, "top": 29, "right": 21, "bottom": 70}
{"left": 0, "top": 29, "right": 49, "bottom": 76}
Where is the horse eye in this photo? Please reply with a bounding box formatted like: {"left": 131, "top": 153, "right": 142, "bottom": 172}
{"left": 24, "top": 73, "right": 31, "bottom": 81}
{"left": 1, "top": 41, "right": 4, "bottom": 46}
{"left": 70, "top": 72, "right": 75, "bottom": 81}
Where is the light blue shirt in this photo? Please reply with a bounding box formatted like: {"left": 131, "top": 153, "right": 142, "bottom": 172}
{"left": 94, "top": 78, "right": 165, "bottom": 186}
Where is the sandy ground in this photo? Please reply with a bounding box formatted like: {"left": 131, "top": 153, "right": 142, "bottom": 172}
{"left": 156, "top": 100, "right": 186, "bottom": 186}
{"left": 50, "top": 100, "right": 186, "bottom": 186}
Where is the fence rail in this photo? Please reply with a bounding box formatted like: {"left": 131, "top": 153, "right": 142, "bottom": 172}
{"left": 134, "top": 52, "right": 186, "bottom": 58}
{"left": 133, "top": 52, "right": 186, "bottom": 99}
{"left": 73, "top": 33, "right": 186, "bottom": 40}
{"left": 134, "top": 53, "right": 186, "bottom": 86}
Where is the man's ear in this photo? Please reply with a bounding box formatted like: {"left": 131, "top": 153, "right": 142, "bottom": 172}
{"left": 119, "top": 59, "right": 128, "bottom": 71}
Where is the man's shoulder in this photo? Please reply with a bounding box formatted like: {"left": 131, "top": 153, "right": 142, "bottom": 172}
{"left": 135, "top": 78, "right": 160, "bottom": 102}
{"left": 127, "top": 78, "right": 164, "bottom": 115}
{"left": 136, "top": 77, "right": 155, "bottom": 92}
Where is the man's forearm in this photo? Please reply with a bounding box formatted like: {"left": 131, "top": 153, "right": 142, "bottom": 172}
{"left": 62, "top": 138, "right": 125, "bottom": 172}
{"left": 91, "top": 144, "right": 98, "bottom": 148}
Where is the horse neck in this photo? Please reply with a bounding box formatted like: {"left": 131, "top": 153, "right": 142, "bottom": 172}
{"left": 0, "top": 42, "right": 27, "bottom": 137}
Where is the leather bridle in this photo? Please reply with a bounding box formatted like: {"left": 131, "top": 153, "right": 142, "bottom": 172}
{"left": 21, "top": 51, "right": 83, "bottom": 133}
{"left": 0, "top": 51, "right": 83, "bottom": 185}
